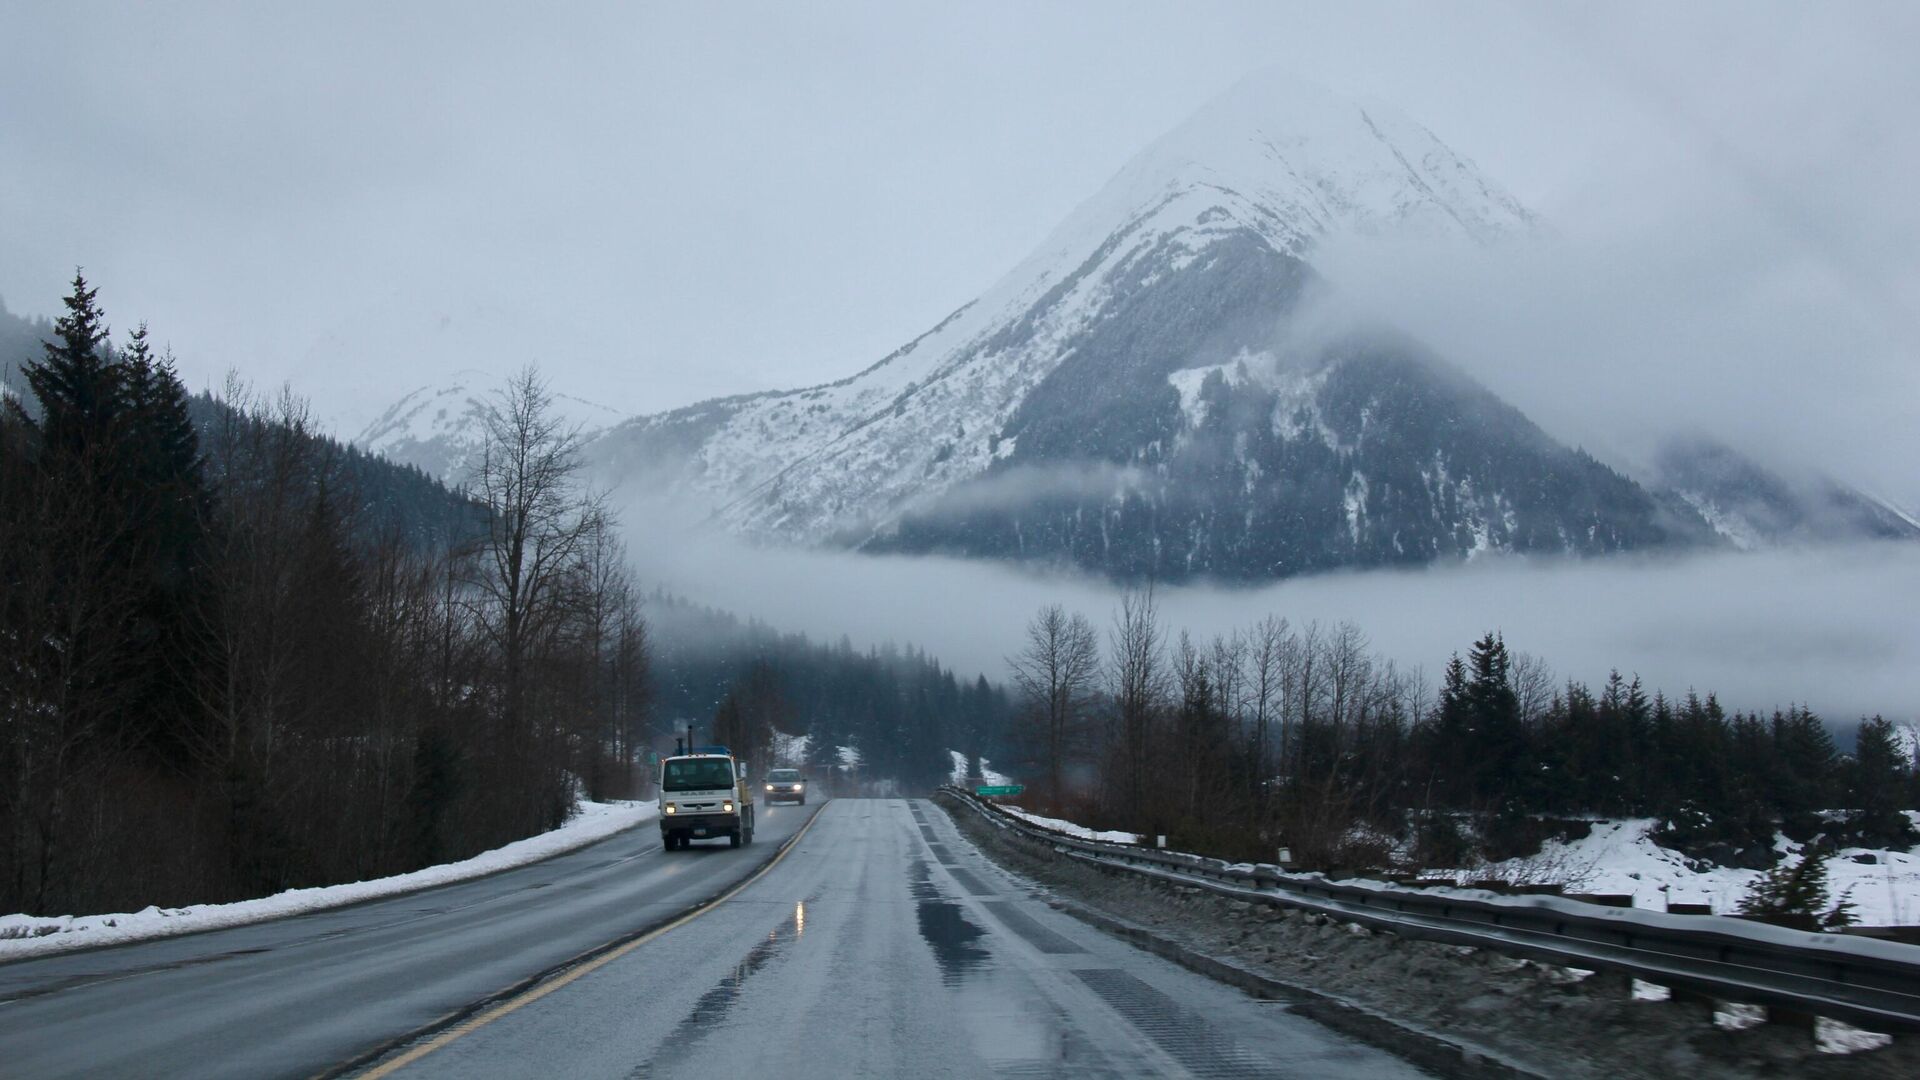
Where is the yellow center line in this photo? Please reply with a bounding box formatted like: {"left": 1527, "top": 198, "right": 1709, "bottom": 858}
{"left": 354, "top": 806, "right": 826, "bottom": 1079}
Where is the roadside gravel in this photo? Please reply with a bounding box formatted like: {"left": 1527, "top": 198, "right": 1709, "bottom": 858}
{"left": 940, "top": 794, "right": 1919, "bottom": 1080}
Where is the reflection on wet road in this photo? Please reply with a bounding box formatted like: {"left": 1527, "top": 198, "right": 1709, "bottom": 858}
{"left": 637, "top": 896, "right": 816, "bottom": 1078}
{"left": 910, "top": 857, "right": 990, "bottom": 983}
{"left": 387, "top": 799, "right": 1430, "bottom": 1079}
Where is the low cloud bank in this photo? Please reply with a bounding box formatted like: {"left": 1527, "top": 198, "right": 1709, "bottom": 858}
{"left": 622, "top": 497, "right": 1918, "bottom": 726}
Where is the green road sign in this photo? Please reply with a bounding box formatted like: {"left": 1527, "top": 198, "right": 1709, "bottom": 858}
{"left": 975, "top": 784, "right": 1024, "bottom": 797}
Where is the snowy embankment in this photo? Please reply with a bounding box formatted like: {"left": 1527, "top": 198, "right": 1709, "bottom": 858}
{"left": 999, "top": 806, "right": 1143, "bottom": 846}
{"left": 0, "top": 798, "right": 658, "bottom": 963}
{"left": 986, "top": 803, "right": 1919, "bottom": 927}
{"left": 1458, "top": 817, "right": 1920, "bottom": 926}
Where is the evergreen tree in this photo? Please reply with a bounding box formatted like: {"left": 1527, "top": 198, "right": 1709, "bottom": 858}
{"left": 1739, "top": 850, "right": 1852, "bottom": 929}
{"left": 17, "top": 271, "right": 117, "bottom": 459}
{"left": 1464, "top": 632, "right": 1523, "bottom": 804}
{"left": 1429, "top": 653, "right": 1471, "bottom": 806}
{"left": 1847, "top": 716, "right": 1917, "bottom": 847}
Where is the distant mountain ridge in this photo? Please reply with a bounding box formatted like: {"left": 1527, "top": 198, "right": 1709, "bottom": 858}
{"left": 1651, "top": 438, "right": 1920, "bottom": 551}
{"left": 356, "top": 370, "right": 624, "bottom": 486}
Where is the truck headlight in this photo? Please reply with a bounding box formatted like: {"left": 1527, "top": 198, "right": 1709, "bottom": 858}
{"left": 664, "top": 804, "right": 676, "bottom": 814}
{"left": 766, "top": 784, "right": 774, "bottom": 791}
{"left": 723, "top": 801, "right": 734, "bottom": 813}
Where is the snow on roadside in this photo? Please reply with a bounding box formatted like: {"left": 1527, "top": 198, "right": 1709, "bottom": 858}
{"left": 1001, "top": 806, "right": 1142, "bottom": 846}
{"left": 1459, "top": 818, "right": 1920, "bottom": 926}
{"left": 986, "top": 802, "right": 1920, "bottom": 928}
{"left": 0, "top": 798, "right": 658, "bottom": 962}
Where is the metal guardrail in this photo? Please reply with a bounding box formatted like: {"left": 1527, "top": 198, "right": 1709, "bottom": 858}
{"left": 938, "top": 787, "right": 1920, "bottom": 1035}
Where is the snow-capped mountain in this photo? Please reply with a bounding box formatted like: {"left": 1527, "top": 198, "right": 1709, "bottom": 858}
{"left": 357, "top": 73, "right": 1913, "bottom": 581}
{"left": 588, "top": 74, "right": 1714, "bottom": 579}
{"left": 357, "top": 370, "right": 624, "bottom": 484}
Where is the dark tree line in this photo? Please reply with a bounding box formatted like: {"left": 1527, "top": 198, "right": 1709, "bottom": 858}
{"left": 2, "top": 275, "right": 648, "bottom": 915}
{"left": 1007, "top": 594, "right": 1918, "bottom": 872}
{"left": 648, "top": 594, "right": 1013, "bottom": 793}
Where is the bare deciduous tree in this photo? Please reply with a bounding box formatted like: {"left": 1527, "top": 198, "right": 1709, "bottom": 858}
{"left": 1008, "top": 604, "right": 1100, "bottom": 809}
{"left": 1243, "top": 615, "right": 1289, "bottom": 804}
{"left": 1107, "top": 588, "right": 1168, "bottom": 821}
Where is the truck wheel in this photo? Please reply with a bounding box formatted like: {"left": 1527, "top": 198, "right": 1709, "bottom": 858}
{"left": 729, "top": 830, "right": 742, "bottom": 848}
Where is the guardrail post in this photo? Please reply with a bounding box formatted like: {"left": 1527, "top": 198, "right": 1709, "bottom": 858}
{"left": 1764, "top": 1004, "right": 1818, "bottom": 1034}
{"left": 1666, "top": 985, "right": 1716, "bottom": 1010}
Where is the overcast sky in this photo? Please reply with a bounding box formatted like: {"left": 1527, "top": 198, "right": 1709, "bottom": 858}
{"left": 6, "top": 2, "right": 1917, "bottom": 716}
{"left": 4, "top": 1, "right": 1917, "bottom": 502}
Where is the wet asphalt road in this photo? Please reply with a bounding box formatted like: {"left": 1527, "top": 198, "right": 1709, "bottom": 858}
{"left": 376, "top": 799, "right": 1429, "bottom": 1079}
{"left": 0, "top": 802, "right": 818, "bottom": 1079}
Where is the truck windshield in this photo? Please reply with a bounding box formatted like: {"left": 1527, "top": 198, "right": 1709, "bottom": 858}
{"left": 663, "top": 759, "right": 734, "bottom": 792}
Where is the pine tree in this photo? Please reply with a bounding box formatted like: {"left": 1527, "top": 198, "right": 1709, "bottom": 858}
{"left": 1848, "top": 716, "right": 1917, "bottom": 847}
{"left": 1739, "top": 850, "right": 1850, "bottom": 929}
{"left": 1465, "top": 632, "right": 1523, "bottom": 805}
{"left": 1428, "top": 653, "right": 1471, "bottom": 806}
{"left": 19, "top": 271, "right": 117, "bottom": 460}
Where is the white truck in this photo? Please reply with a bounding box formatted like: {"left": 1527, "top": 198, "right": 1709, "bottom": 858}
{"left": 658, "top": 747, "right": 755, "bottom": 849}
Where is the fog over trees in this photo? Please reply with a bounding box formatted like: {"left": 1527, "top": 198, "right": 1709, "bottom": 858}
{"left": 3, "top": 274, "right": 1911, "bottom": 916}
{"left": 1000, "top": 596, "right": 1919, "bottom": 874}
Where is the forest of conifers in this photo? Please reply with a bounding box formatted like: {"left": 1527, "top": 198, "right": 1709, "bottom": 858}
{"left": 1, "top": 276, "right": 657, "bottom": 914}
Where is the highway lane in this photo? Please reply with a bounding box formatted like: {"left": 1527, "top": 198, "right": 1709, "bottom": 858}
{"left": 0, "top": 801, "right": 818, "bottom": 1080}
{"left": 376, "top": 799, "right": 1428, "bottom": 1079}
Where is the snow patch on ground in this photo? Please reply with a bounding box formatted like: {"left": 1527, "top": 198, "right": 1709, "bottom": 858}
{"left": 0, "top": 798, "right": 658, "bottom": 962}
{"left": 1816, "top": 1016, "right": 1895, "bottom": 1054}
{"left": 1001, "top": 807, "right": 1142, "bottom": 846}
{"left": 1456, "top": 818, "right": 1920, "bottom": 926}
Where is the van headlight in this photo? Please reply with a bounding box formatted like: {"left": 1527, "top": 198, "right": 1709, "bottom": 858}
{"left": 766, "top": 784, "right": 774, "bottom": 792}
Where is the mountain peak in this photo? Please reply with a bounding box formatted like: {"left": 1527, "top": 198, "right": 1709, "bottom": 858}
{"left": 1078, "top": 71, "right": 1535, "bottom": 260}
{"left": 582, "top": 76, "right": 1556, "bottom": 560}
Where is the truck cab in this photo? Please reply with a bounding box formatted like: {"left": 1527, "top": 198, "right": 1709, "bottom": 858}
{"left": 659, "top": 749, "right": 755, "bottom": 849}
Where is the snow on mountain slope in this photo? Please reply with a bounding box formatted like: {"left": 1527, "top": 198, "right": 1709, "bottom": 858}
{"left": 592, "top": 73, "right": 1535, "bottom": 544}
{"left": 1651, "top": 438, "right": 1920, "bottom": 550}
{"left": 358, "top": 370, "right": 624, "bottom": 483}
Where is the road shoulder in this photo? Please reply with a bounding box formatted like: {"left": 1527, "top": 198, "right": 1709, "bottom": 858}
{"left": 935, "top": 792, "right": 1920, "bottom": 1080}
{"left": 0, "top": 799, "right": 660, "bottom": 965}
